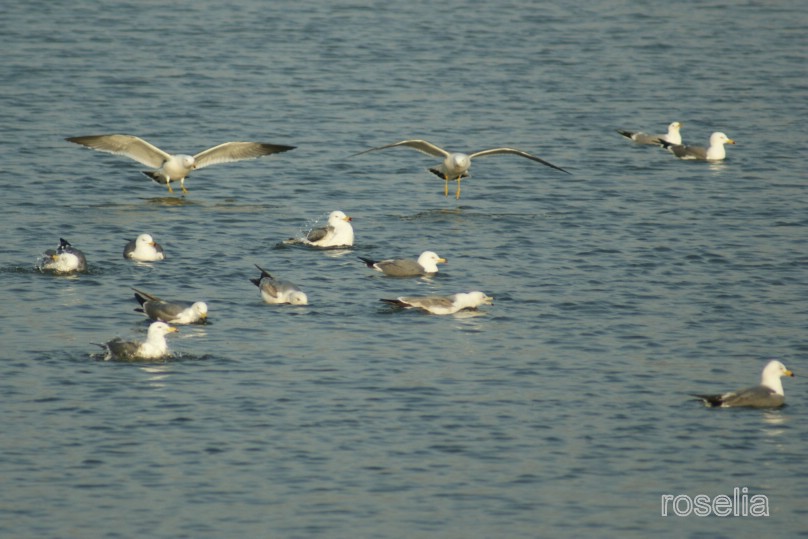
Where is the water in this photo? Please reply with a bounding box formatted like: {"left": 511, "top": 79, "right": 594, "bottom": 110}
{"left": 1, "top": 1, "right": 807, "bottom": 537}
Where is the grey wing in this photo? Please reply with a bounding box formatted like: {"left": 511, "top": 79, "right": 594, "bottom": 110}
{"left": 132, "top": 288, "right": 162, "bottom": 305}
{"left": 377, "top": 259, "right": 424, "bottom": 277}
{"left": 402, "top": 295, "right": 454, "bottom": 310}
{"left": 469, "top": 147, "right": 570, "bottom": 174}
{"left": 306, "top": 225, "right": 331, "bottom": 243}
{"left": 123, "top": 239, "right": 136, "bottom": 259}
{"left": 671, "top": 144, "right": 706, "bottom": 159}
{"left": 721, "top": 385, "right": 784, "bottom": 408}
{"left": 144, "top": 301, "right": 188, "bottom": 322}
{"left": 193, "top": 142, "right": 295, "bottom": 169}
{"left": 106, "top": 338, "right": 140, "bottom": 360}
{"left": 66, "top": 134, "right": 170, "bottom": 168}
{"left": 351, "top": 139, "right": 450, "bottom": 159}
{"left": 259, "top": 279, "right": 281, "bottom": 300}
{"left": 630, "top": 133, "right": 662, "bottom": 144}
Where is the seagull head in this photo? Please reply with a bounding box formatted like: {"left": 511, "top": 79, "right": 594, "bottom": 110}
{"left": 137, "top": 234, "right": 156, "bottom": 247}
{"left": 329, "top": 210, "right": 352, "bottom": 224}
{"left": 711, "top": 132, "right": 735, "bottom": 146}
{"left": 148, "top": 321, "right": 179, "bottom": 337}
{"left": 448, "top": 153, "right": 472, "bottom": 173}
{"left": 288, "top": 291, "right": 309, "bottom": 305}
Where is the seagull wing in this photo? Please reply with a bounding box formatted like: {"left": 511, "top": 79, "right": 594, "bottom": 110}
{"left": 469, "top": 147, "right": 570, "bottom": 174}
{"left": 351, "top": 139, "right": 450, "bottom": 159}
{"left": 193, "top": 142, "right": 295, "bottom": 169}
{"left": 66, "top": 134, "right": 170, "bottom": 168}
{"left": 132, "top": 288, "right": 162, "bottom": 305}
{"left": 306, "top": 226, "right": 332, "bottom": 243}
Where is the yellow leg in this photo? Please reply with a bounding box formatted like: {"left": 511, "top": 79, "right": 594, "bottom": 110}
{"left": 166, "top": 182, "right": 173, "bottom": 193}
{"left": 455, "top": 178, "right": 461, "bottom": 199}
{"left": 444, "top": 178, "right": 449, "bottom": 197}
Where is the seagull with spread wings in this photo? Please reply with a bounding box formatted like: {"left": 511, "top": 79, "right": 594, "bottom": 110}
{"left": 66, "top": 134, "right": 295, "bottom": 194}
{"left": 352, "top": 139, "right": 569, "bottom": 199}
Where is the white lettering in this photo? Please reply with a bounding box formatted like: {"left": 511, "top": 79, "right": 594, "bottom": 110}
{"left": 660, "top": 489, "right": 769, "bottom": 517}
{"left": 673, "top": 495, "right": 693, "bottom": 516}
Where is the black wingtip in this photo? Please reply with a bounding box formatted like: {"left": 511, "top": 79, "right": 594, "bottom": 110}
{"left": 358, "top": 256, "right": 376, "bottom": 267}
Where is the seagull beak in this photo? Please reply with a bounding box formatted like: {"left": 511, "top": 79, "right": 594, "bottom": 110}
{"left": 344, "top": 216, "right": 353, "bottom": 222}
{"left": 168, "top": 326, "right": 179, "bottom": 333}
{"left": 438, "top": 257, "right": 447, "bottom": 264}
{"left": 785, "top": 369, "right": 794, "bottom": 377}
{"left": 51, "top": 254, "right": 59, "bottom": 261}
{"left": 726, "top": 138, "right": 736, "bottom": 145}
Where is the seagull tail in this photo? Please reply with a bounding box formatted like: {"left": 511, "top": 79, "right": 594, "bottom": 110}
{"left": 616, "top": 130, "right": 634, "bottom": 139}
{"left": 691, "top": 393, "right": 723, "bottom": 407}
{"left": 380, "top": 298, "right": 408, "bottom": 308}
{"left": 141, "top": 171, "right": 169, "bottom": 185}
{"left": 358, "top": 256, "right": 377, "bottom": 268}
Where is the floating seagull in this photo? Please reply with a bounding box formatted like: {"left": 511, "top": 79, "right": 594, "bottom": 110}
{"left": 351, "top": 139, "right": 569, "bottom": 199}
{"left": 132, "top": 288, "right": 208, "bottom": 324}
{"left": 37, "top": 238, "right": 87, "bottom": 273}
{"left": 66, "top": 134, "right": 296, "bottom": 194}
{"left": 658, "top": 132, "right": 735, "bottom": 161}
{"left": 250, "top": 264, "right": 308, "bottom": 305}
{"left": 123, "top": 234, "right": 165, "bottom": 262}
{"left": 617, "top": 121, "right": 683, "bottom": 145}
{"left": 359, "top": 251, "right": 446, "bottom": 277}
{"left": 302, "top": 210, "right": 354, "bottom": 248}
{"left": 95, "top": 321, "right": 178, "bottom": 361}
{"left": 692, "top": 360, "right": 795, "bottom": 409}
{"left": 381, "top": 291, "right": 493, "bottom": 315}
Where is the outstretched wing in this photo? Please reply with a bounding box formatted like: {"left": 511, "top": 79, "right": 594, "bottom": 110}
{"left": 351, "top": 139, "right": 450, "bottom": 159}
{"left": 193, "top": 142, "right": 295, "bottom": 169}
{"left": 469, "top": 147, "right": 570, "bottom": 174}
{"left": 66, "top": 134, "right": 170, "bottom": 168}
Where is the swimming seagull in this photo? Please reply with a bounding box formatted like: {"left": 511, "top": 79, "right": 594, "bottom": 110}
{"left": 351, "top": 139, "right": 570, "bottom": 199}
{"left": 658, "top": 132, "right": 735, "bottom": 161}
{"left": 250, "top": 264, "right": 308, "bottom": 305}
{"left": 132, "top": 288, "right": 208, "bottom": 324}
{"left": 37, "top": 238, "right": 88, "bottom": 273}
{"left": 123, "top": 234, "right": 165, "bottom": 262}
{"left": 66, "top": 134, "right": 296, "bottom": 194}
{"left": 617, "top": 121, "right": 683, "bottom": 145}
{"left": 381, "top": 291, "right": 493, "bottom": 315}
{"left": 692, "top": 360, "right": 795, "bottom": 409}
{"left": 302, "top": 210, "right": 354, "bottom": 248}
{"left": 359, "top": 251, "right": 446, "bottom": 277}
{"left": 95, "top": 321, "right": 178, "bottom": 361}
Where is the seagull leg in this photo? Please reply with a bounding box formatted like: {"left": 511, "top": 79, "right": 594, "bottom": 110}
{"left": 455, "top": 177, "right": 462, "bottom": 199}
{"left": 180, "top": 178, "right": 188, "bottom": 194}
{"left": 166, "top": 181, "right": 174, "bottom": 194}
{"left": 444, "top": 176, "right": 450, "bottom": 197}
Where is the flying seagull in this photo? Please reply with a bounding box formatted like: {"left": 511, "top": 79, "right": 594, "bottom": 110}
{"left": 66, "top": 134, "right": 295, "bottom": 193}
{"left": 351, "top": 139, "right": 569, "bottom": 199}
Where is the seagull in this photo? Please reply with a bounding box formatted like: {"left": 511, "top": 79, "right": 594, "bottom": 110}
{"left": 66, "top": 134, "right": 296, "bottom": 194}
{"left": 37, "top": 238, "right": 87, "bottom": 273}
{"left": 250, "top": 264, "right": 308, "bottom": 305}
{"left": 123, "top": 234, "right": 165, "bottom": 262}
{"left": 381, "top": 291, "right": 493, "bottom": 315}
{"left": 658, "top": 132, "right": 735, "bottom": 161}
{"left": 302, "top": 210, "right": 354, "bottom": 248}
{"left": 692, "top": 360, "right": 795, "bottom": 408}
{"left": 351, "top": 139, "right": 570, "bottom": 199}
{"left": 95, "top": 321, "right": 178, "bottom": 361}
{"left": 617, "top": 121, "right": 683, "bottom": 145}
{"left": 359, "top": 251, "right": 446, "bottom": 277}
{"left": 132, "top": 288, "right": 208, "bottom": 324}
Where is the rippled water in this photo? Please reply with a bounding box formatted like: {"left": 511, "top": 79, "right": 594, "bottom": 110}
{"left": 2, "top": 1, "right": 807, "bottom": 537}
